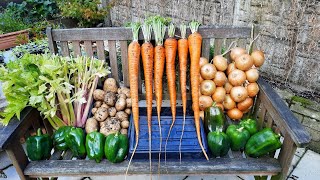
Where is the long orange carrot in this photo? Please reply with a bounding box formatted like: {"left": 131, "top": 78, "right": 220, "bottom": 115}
{"left": 152, "top": 16, "right": 167, "bottom": 174}
{"left": 126, "top": 22, "right": 141, "bottom": 176}
{"left": 141, "top": 22, "right": 154, "bottom": 176}
{"left": 164, "top": 23, "right": 177, "bottom": 164}
{"left": 188, "top": 21, "right": 209, "bottom": 160}
{"left": 178, "top": 24, "right": 188, "bottom": 163}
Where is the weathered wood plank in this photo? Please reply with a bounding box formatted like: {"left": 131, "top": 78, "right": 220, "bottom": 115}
{"left": 120, "top": 40, "right": 129, "bottom": 86}
{"left": 62, "top": 150, "right": 74, "bottom": 160}
{"left": 96, "top": 40, "right": 105, "bottom": 61}
{"left": 108, "top": 40, "right": 119, "bottom": 82}
{"left": 49, "top": 150, "right": 63, "bottom": 160}
{"left": 214, "top": 39, "right": 223, "bottom": 56}
{"left": 43, "top": 118, "right": 53, "bottom": 136}
{"left": 275, "top": 135, "right": 296, "bottom": 180}
{"left": 46, "top": 27, "right": 58, "bottom": 54}
{"left": 257, "top": 104, "right": 267, "bottom": 130}
{"left": 201, "top": 38, "right": 210, "bottom": 60}
{"left": 6, "top": 140, "right": 29, "bottom": 180}
{"left": 60, "top": 41, "right": 70, "bottom": 57}
{"left": 84, "top": 41, "right": 93, "bottom": 57}
{"left": 24, "top": 158, "right": 281, "bottom": 177}
{"left": 51, "top": 26, "right": 251, "bottom": 41}
{"left": 71, "top": 41, "right": 81, "bottom": 57}
{"left": 257, "top": 78, "right": 311, "bottom": 147}
{"left": 0, "top": 107, "right": 39, "bottom": 151}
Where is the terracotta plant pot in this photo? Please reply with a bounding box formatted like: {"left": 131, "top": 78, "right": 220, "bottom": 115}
{"left": 0, "top": 29, "right": 29, "bottom": 50}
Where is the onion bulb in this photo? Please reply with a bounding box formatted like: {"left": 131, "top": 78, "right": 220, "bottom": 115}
{"left": 200, "top": 57, "right": 209, "bottom": 68}
{"left": 199, "top": 75, "right": 204, "bottom": 83}
{"left": 216, "top": 103, "right": 224, "bottom": 111}
{"left": 201, "top": 63, "right": 217, "bottom": 80}
{"left": 228, "top": 69, "right": 246, "bottom": 86}
{"left": 213, "top": 55, "right": 228, "bottom": 71}
{"left": 235, "top": 54, "right": 254, "bottom": 71}
{"left": 237, "top": 97, "right": 253, "bottom": 111}
{"left": 200, "top": 80, "right": 216, "bottom": 96}
{"left": 230, "top": 86, "right": 248, "bottom": 102}
{"left": 223, "top": 94, "right": 236, "bottom": 110}
{"left": 212, "top": 87, "right": 226, "bottom": 103}
{"left": 227, "top": 62, "right": 236, "bottom": 75}
{"left": 224, "top": 81, "right": 233, "bottom": 94}
{"left": 199, "top": 95, "right": 213, "bottom": 111}
{"left": 227, "top": 108, "right": 243, "bottom": 120}
{"left": 246, "top": 68, "right": 259, "bottom": 82}
{"left": 251, "top": 50, "right": 265, "bottom": 67}
{"left": 230, "top": 47, "right": 246, "bottom": 61}
{"left": 214, "top": 71, "right": 227, "bottom": 86}
{"left": 247, "top": 82, "right": 259, "bottom": 97}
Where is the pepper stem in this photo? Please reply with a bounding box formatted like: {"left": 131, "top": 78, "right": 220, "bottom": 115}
{"left": 237, "top": 126, "right": 244, "bottom": 132}
{"left": 211, "top": 102, "right": 217, "bottom": 107}
{"left": 37, "top": 128, "right": 42, "bottom": 136}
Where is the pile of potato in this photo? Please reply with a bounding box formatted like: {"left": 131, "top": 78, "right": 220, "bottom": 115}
{"left": 199, "top": 48, "right": 265, "bottom": 120}
{"left": 85, "top": 78, "right": 132, "bottom": 136}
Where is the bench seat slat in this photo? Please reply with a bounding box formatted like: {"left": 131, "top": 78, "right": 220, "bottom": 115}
{"left": 24, "top": 158, "right": 281, "bottom": 177}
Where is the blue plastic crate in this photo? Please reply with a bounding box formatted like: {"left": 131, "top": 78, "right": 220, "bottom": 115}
{"left": 128, "top": 106, "right": 209, "bottom": 160}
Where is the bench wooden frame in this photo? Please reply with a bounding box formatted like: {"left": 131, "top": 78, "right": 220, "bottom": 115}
{"left": 0, "top": 26, "right": 311, "bottom": 180}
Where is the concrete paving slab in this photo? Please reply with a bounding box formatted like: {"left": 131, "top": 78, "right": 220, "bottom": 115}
{"left": 295, "top": 148, "right": 306, "bottom": 157}
{"left": 288, "top": 155, "right": 302, "bottom": 175}
{"left": 3, "top": 166, "right": 19, "bottom": 180}
{"left": 0, "top": 151, "right": 12, "bottom": 170}
{"left": 288, "top": 150, "right": 320, "bottom": 179}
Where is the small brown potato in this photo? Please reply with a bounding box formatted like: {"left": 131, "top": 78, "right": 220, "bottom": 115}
{"left": 94, "top": 101, "right": 102, "bottom": 108}
{"left": 91, "top": 107, "right": 98, "bottom": 115}
{"left": 118, "top": 93, "right": 127, "bottom": 99}
{"left": 121, "top": 120, "right": 130, "bottom": 129}
{"left": 108, "top": 107, "right": 117, "bottom": 117}
{"left": 120, "top": 128, "right": 128, "bottom": 135}
{"left": 115, "top": 98, "right": 126, "bottom": 111}
{"left": 94, "top": 107, "right": 109, "bottom": 121}
{"left": 118, "top": 87, "right": 131, "bottom": 98}
{"left": 100, "top": 117, "right": 121, "bottom": 136}
{"left": 103, "top": 78, "right": 118, "bottom": 93}
{"left": 93, "top": 89, "right": 105, "bottom": 101}
{"left": 125, "top": 108, "right": 131, "bottom": 115}
{"left": 85, "top": 118, "right": 98, "bottom": 134}
{"left": 101, "top": 103, "right": 109, "bottom": 109}
{"left": 116, "top": 111, "right": 129, "bottom": 122}
{"left": 104, "top": 92, "right": 117, "bottom": 106}
{"left": 126, "top": 98, "right": 132, "bottom": 108}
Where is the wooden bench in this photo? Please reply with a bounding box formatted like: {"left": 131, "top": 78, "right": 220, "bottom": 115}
{"left": 0, "top": 26, "right": 311, "bottom": 180}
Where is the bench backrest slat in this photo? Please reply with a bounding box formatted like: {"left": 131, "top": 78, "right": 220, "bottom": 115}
{"left": 47, "top": 26, "right": 251, "bottom": 99}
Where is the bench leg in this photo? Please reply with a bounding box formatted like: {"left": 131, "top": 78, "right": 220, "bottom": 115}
{"left": 6, "top": 139, "right": 30, "bottom": 180}
{"left": 272, "top": 135, "right": 297, "bottom": 180}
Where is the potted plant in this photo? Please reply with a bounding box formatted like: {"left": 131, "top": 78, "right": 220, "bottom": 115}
{"left": 0, "top": 9, "right": 29, "bottom": 50}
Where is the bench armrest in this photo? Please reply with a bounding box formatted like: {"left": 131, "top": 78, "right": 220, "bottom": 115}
{"left": 0, "top": 107, "right": 39, "bottom": 151}
{"left": 257, "top": 78, "right": 311, "bottom": 147}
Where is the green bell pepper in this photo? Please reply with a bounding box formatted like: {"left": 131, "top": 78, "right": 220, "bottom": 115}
{"left": 204, "top": 104, "right": 226, "bottom": 133}
{"left": 26, "top": 128, "right": 53, "bottom": 161}
{"left": 105, "top": 132, "right": 128, "bottom": 163}
{"left": 239, "top": 118, "right": 258, "bottom": 135}
{"left": 226, "top": 125, "right": 250, "bottom": 151}
{"left": 65, "top": 127, "right": 86, "bottom": 158}
{"left": 207, "top": 130, "right": 230, "bottom": 157}
{"left": 86, "top": 131, "right": 105, "bottom": 163}
{"left": 53, "top": 126, "right": 72, "bottom": 151}
{"left": 245, "top": 128, "right": 282, "bottom": 157}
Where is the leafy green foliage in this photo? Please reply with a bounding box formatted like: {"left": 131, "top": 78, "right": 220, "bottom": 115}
{"left": 0, "top": 9, "right": 29, "bottom": 34}
{"left": 12, "top": 39, "right": 49, "bottom": 58}
{"left": 56, "top": 0, "right": 112, "bottom": 27}
{"left": 0, "top": 54, "right": 110, "bottom": 127}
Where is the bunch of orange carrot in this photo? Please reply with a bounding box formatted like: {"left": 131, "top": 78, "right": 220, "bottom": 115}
{"left": 126, "top": 16, "right": 209, "bottom": 175}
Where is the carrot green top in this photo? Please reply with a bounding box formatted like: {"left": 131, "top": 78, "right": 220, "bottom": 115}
{"left": 131, "top": 22, "right": 141, "bottom": 42}
{"left": 142, "top": 22, "right": 152, "bottom": 43}
{"left": 168, "top": 24, "right": 175, "bottom": 38}
{"left": 189, "top": 21, "right": 201, "bottom": 34}
{"left": 180, "top": 23, "right": 187, "bottom": 39}
{"left": 151, "top": 15, "right": 169, "bottom": 46}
